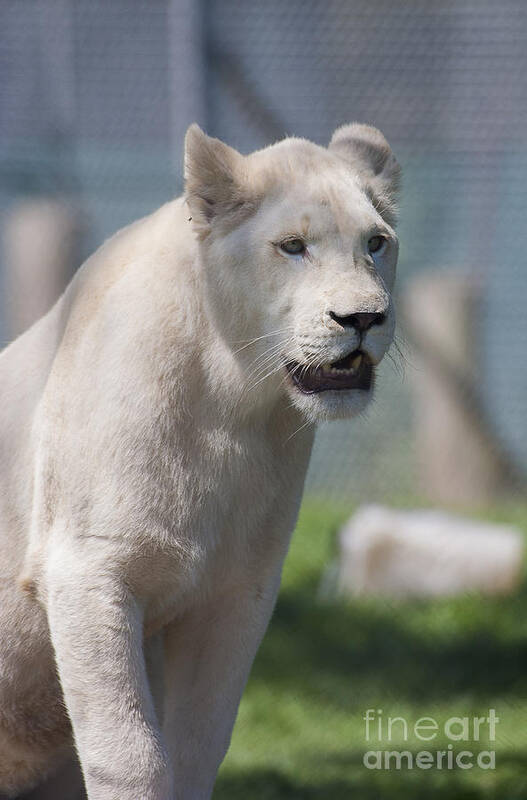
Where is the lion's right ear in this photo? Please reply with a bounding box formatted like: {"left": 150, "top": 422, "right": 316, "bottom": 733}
{"left": 184, "top": 124, "right": 248, "bottom": 239}
{"left": 329, "top": 123, "right": 401, "bottom": 226}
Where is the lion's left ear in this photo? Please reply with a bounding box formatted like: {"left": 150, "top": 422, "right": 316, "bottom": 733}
{"left": 184, "top": 124, "right": 250, "bottom": 239}
{"left": 329, "top": 123, "right": 401, "bottom": 225}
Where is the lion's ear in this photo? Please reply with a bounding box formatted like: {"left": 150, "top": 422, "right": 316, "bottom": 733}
{"left": 184, "top": 124, "right": 248, "bottom": 239}
{"left": 329, "top": 123, "right": 401, "bottom": 225}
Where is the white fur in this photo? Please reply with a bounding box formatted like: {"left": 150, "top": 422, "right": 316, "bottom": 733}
{"left": 0, "top": 124, "right": 399, "bottom": 799}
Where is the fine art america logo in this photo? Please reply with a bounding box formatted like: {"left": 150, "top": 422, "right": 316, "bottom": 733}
{"left": 362, "top": 708, "right": 499, "bottom": 770}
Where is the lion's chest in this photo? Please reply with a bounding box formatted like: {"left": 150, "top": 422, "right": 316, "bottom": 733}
{"left": 140, "top": 422, "right": 312, "bottom": 629}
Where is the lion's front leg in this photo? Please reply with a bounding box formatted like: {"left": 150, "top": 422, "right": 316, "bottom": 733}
{"left": 162, "top": 566, "right": 283, "bottom": 800}
{"left": 45, "top": 542, "right": 173, "bottom": 800}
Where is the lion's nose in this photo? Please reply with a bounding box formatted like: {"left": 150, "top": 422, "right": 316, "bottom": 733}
{"left": 328, "top": 311, "right": 385, "bottom": 333}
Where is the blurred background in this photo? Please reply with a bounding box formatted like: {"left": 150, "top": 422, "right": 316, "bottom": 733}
{"left": 2, "top": 1, "right": 527, "bottom": 798}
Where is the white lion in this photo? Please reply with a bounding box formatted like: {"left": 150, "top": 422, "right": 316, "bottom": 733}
{"left": 0, "top": 123, "right": 400, "bottom": 799}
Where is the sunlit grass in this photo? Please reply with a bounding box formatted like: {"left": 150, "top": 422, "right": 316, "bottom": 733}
{"left": 214, "top": 499, "right": 527, "bottom": 799}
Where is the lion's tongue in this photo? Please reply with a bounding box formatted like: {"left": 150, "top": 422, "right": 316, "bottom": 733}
{"left": 288, "top": 353, "right": 373, "bottom": 394}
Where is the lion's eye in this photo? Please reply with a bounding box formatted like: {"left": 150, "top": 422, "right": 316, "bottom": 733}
{"left": 367, "top": 235, "right": 385, "bottom": 255}
{"left": 280, "top": 238, "right": 305, "bottom": 255}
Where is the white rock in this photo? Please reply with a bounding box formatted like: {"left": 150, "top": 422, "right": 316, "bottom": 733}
{"left": 335, "top": 505, "right": 524, "bottom": 598}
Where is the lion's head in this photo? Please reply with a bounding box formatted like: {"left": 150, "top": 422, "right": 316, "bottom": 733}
{"left": 185, "top": 123, "right": 400, "bottom": 422}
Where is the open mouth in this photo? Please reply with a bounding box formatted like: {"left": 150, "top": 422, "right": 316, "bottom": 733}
{"left": 286, "top": 350, "right": 374, "bottom": 394}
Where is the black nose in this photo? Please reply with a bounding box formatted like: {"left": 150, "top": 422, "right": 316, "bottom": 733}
{"left": 329, "top": 311, "right": 386, "bottom": 333}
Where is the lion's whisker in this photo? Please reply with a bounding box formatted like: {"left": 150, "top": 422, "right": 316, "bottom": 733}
{"left": 231, "top": 327, "right": 294, "bottom": 356}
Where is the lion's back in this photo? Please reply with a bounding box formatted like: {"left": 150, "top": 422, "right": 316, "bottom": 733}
{"left": 0, "top": 305, "right": 65, "bottom": 572}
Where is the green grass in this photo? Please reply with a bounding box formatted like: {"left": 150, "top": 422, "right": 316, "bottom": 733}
{"left": 214, "top": 500, "right": 527, "bottom": 799}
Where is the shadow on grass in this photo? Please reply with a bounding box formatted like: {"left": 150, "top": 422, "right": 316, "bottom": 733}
{"left": 251, "top": 582, "right": 527, "bottom": 707}
{"left": 215, "top": 757, "right": 527, "bottom": 800}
